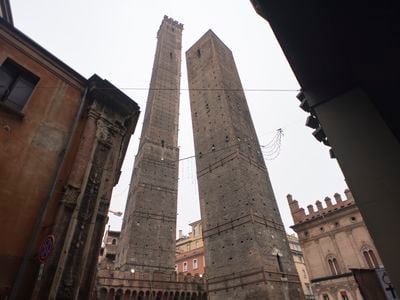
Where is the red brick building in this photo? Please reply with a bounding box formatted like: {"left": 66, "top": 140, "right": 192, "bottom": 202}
{"left": 175, "top": 221, "right": 205, "bottom": 276}
{"left": 0, "top": 4, "right": 140, "bottom": 299}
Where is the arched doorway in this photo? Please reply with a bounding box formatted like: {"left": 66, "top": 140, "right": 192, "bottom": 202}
{"left": 137, "top": 291, "right": 144, "bottom": 300}
{"left": 107, "top": 289, "right": 115, "bottom": 300}
{"left": 99, "top": 288, "right": 107, "bottom": 300}
{"left": 156, "top": 291, "right": 163, "bottom": 300}
{"left": 131, "top": 290, "right": 138, "bottom": 300}
{"left": 173, "top": 291, "right": 180, "bottom": 300}
{"left": 115, "top": 289, "right": 123, "bottom": 300}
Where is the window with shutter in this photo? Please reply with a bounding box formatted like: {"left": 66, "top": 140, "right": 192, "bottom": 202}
{"left": 0, "top": 58, "right": 39, "bottom": 112}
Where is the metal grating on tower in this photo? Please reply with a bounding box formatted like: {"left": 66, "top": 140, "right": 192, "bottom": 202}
{"left": 117, "top": 16, "right": 183, "bottom": 273}
{"left": 186, "top": 30, "right": 304, "bottom": 299}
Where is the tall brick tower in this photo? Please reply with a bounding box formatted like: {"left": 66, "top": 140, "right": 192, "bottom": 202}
{"left": 186, "top": 30, "right": 304, "bottom": 299}
{"left": 117, "top": 16, "right": 183, "bottom": 273}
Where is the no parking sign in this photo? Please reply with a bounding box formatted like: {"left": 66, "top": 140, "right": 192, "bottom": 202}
{"left": 38, "top": 235, "right": 55, "bottom": 263}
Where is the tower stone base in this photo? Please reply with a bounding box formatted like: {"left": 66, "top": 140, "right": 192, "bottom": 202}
{"left": 96, "top": 269, "right": 207, "bottom": 300}
{"left": 207, "top": 267, "right": 303, "bottom": 300}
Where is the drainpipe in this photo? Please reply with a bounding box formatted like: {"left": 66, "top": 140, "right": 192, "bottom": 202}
{"left": 9, "top": 87, "right": 88, "bottom": 300}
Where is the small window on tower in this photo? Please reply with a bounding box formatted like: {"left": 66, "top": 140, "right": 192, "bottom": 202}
{"left": 170, "top": 52, "right": 173, "bottom": 59}
{"left": 197, "top": 49, "right": 201, "bottom": 58}
{"left": 276, "top": 254, "right": 285, "bottom": 277}
{"left": 161, "top": 140, "right": 165, "bottom": 147}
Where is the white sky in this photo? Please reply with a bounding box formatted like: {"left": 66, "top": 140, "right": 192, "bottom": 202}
{"left": 11, "top": 0, "right": 346, "bottom": 236}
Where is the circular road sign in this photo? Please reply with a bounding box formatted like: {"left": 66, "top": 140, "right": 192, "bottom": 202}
{"left": 38, "top": 235, "right": 55, "bottom": 263}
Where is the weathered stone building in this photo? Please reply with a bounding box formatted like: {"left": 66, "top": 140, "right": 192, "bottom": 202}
{"left": 186, "top": 30, "right": 304, "bottom": 299}
{"left": 176, "top": 220, "right": 315, "bottom": 298}
{"left": 116, "top": 15, "right": 183, "bottom": 274}
{"left": 96, "top": 228, "right": 207, "bottom": 300}
{"left": 0, "top": 6, "right": 140, "bottom": 299}
{"left": 95, "top": 16, "right": 207, "bottom": 300}
{"left": 288, "top": 190, "right": 390, "bottom": 299}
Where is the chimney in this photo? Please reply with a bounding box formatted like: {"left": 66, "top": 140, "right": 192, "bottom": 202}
{"left": 334, "top": 193, "right": 342, "bottom": 205}
{"left": 324, "top": 197, "right": 333, "bottom": 207}
{"left": 316, "top": 200, "right": 323, "bottom": 211}
{"left": 307, "top": 205, "right": 314, "bottom": 215}
{"left": 178, "top": 230, "right": 183, "bottom": 239}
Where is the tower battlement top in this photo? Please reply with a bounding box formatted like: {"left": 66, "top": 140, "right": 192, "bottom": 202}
{"left": 162, "top": 15, "right": 184, "bottom": 30}
{"left": 287, "top": 189, "right": 354, "bottom": 224}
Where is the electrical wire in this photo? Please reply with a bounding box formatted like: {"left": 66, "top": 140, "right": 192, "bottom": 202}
{"left": 4, "top": 85, "right": 299, "bottom": 92}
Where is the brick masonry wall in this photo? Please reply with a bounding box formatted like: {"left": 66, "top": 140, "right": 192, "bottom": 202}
{"left": 186, "top": 30, "right": 304, "bottom": 300}
{"left": 117, "top": 16, "right": 183, "bottom": 273}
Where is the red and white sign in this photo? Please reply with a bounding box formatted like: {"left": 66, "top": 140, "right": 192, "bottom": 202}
{"left": 38, "top": 235, "right": 55, "bottom": 263}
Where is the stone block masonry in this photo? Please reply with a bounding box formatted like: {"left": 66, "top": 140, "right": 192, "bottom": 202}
{"left": 186, "top": 30, "right": 304, "bottom": 299}
{"left": 117, "top": 16, "right": 183, "bottom": 274}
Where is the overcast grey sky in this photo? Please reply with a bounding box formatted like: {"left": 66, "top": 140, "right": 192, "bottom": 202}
{"left": 11, "top": 0, "right": 346, "bottom": 235}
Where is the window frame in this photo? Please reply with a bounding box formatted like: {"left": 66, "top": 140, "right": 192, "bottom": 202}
{"left": 183, "top": 261, "right": 188, "bottom": 272}
{"left": 0, "top": 58, "right": 39, "bottom": 113}
{"left": 328, "top": 257, "right": 340, "bottom": 275}
{"left": 363, "top": 248, "right": 379, "bottom": 268}
{"left": 193, "top": 258, "right": 198, "bottom": 269}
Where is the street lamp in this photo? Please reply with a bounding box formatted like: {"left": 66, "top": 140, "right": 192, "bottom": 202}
{"left": 108, "top": 209, "right": 123, "bottom": 217}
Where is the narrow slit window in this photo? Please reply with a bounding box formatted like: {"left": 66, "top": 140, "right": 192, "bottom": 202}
{"left": 276, "top": 254, "right": 285, "bottom": 277}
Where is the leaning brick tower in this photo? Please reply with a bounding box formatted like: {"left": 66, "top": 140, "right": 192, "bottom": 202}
{"left": 117, "top": 16, "right": 183, "bottom": 273}
{"left": 186, "top": 30, "right": 304, "bottom": 299}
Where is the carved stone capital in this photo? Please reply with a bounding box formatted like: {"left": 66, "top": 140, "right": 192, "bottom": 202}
{"left": 61, "top": 185, "right": 80, "bottom": 209}
{"left": 98, "top": 197, "right": 110, "bottom": 217}
{"left": 96, "top": 118, "right": 113, "bottom": 144}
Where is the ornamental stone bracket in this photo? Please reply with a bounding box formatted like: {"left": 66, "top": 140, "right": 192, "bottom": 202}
{"left": 61, "top": 184, "right": 81, "bottom": 209}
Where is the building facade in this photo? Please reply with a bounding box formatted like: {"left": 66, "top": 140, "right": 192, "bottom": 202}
{"left": 187, "top": 31, "right": 303, "bottom": 299}
{"left": 0, "top": 0, "right": 12, "bottom": 25}
{"left": 0, "top": 8, "right": 140, "bottom": 300}
{"left": 175, "top": 220, "right": 315, "bottom": 298}
{"left": 251, "top": 0, "right": 400, "bottom": 292}
{"left": 98, "top": 228, "right": 121, "bottom": 270}
{"left": 186, "top": 30, "right": 303, "bottom": 299}
{"left": 95, "top": 16, "right": 207, "bottom": 299}
{"left": 116, "top": 15, "right": 183, "bottom": 274}
{"left": 287, "top": 234, "right": 315, "bottom": 299}
{"left": 175, "top": 221, "right": 205, "bottom": 275}
{"left": 288, "top": 190, "right": 385, "bottom": 300}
